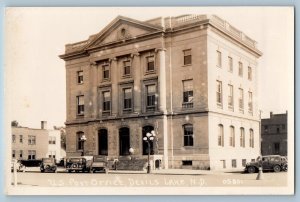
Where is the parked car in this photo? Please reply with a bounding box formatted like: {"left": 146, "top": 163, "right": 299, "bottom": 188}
{"left": 244, "top": 155, "right": 288, "bottom": 173}
{"left": 66, "top": 157, "right": 89, "bottom": 173}
{"left": 90, "top": 156, "right": 108, "bottom": 173}
{"left": 11, "top": 160, "right": 25, "bottom": 172}
{"left": 40, "top": 158, "right": 57, "bottom": 173}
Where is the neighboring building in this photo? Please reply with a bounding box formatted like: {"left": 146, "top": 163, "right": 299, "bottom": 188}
{"left": 11, "top": 121, "right": 65, "bottom": 162}
{"left": 261, "top": 112, "right": 288, "bottom": 156}
{"left": 59, "top": 14, "right": 262, "bottom": 170}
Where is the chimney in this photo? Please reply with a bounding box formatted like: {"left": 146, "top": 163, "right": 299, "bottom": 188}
{"left": 41, "top": 121, "right": 47, "bottom": 129}
{"left": 270, "top": 112, "right": 273, "bottom": 118}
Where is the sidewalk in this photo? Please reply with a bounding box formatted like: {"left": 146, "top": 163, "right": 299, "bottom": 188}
{"left": 108, "top": 168, "right": 244, "bottom": 175}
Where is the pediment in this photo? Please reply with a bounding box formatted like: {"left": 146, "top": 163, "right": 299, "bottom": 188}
{"left": 86, "top": 16, "right": 163, "bottom": 49}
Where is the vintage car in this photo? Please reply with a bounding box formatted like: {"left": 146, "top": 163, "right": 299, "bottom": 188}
{"left": 244, "top": 155, "right": 288, "bottom": 173}
{"left": 90, "top": 156, "right": 108, "bottom": 173}
{"left": 66, "top": 157, "right": 89, "bottom": 173}
{"left": 40, "top": 158, "right": 57, "bottom": 173}
{"left": 11, "top": 160, "right": 25, "bottom": 172}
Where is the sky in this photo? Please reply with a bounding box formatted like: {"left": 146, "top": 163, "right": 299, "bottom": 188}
{"left": 5, "top": 7, "right": 294, "bottom": 129}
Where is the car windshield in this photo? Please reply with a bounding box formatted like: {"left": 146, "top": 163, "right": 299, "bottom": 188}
{"left": 43, "top": 159, "right": 53, "bottom": 163}
{"left": 94, "top": 157, "right": 105, "bottom": 162}
{"left": 68, "top": 158, "right": 82, "bottom": 163}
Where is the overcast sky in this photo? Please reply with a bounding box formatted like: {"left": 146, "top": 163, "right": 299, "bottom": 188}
{"left": 5, "top": 7, "right": 294, "bottom": 129}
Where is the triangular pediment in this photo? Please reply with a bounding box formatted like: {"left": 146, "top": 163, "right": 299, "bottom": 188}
{"left": 86, "top": 16, "right": 163, "bottom": 49}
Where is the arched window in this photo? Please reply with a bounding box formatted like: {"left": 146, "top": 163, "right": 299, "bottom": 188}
{"left": 229, "top": 126, "right": 235, "bottom": 147}
{"left": 249, "top": 129, "right": 254, "bottom": 148}
{"left": 98, "top": 129, "right": 108, "bottom": 155}
{"left": 218, "top": 124, "right": 224, "bottom": 147}
{"left": 183, "top": 124, "right": 194, "bottom": 146}
{"left": 240, "top": 127, "right": 245, "bottom": 147}
{"left": 142, "top": 125, "right": 155, "bottom": 155}
{"left": 76, "top": 131, "right": 84, "bottom": 150}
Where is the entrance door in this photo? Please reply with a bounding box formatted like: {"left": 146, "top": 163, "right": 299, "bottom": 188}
{"left": 119, "top": 127, "right": 130, "bottom": 156}
{"left": 98, "top": 129, "right": 108, "bottom": 155}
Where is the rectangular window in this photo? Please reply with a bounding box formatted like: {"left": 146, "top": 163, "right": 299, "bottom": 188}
{"left": 232, "top": 159, "right": 237, "bottom": 168}
{"left": 242, "top": 159, "right": 246, "bottom": 167}
{"left": 49, "top": 151, "right": 56, "bottom": 159}
{"left": 248, "top": 91, "right": 253, "bottom": 114}
{"left": 183, "top": 49, "right": 192, "bottom": 65}
{"left": 77, "top": 95, "right": 84, "bottom": 115}
{"left": 182, "top": 80, "right": 193, "bottom": 108}
{"left": 77, "top": 71, "right": 83, "bottom": 84}
{"left": 228, "top": 56, "right": 233, "bottom": 72}
{"left": 274, "top": 142, "right": 280, "bottom": 154}
{"left": 182, "top": 160, "right": 192, "bottom": 166}
{"left": 19, "top": 150, "right": 23, "bottom": 158}
{"left": 19, "top": 135, "right": 23, "bottom": 143}
{"left": 12, "top": 150, "right": 15, "bottom": 158}
{"left": 146, "top": 84, "right": 156, "bottom": 111}
{"left": 216, "top": 81, "right": 223, "bottom": 107}
{"left": 183, "top": 124, "right": 194, "bottom": 146}
{"left": 221, "top": 160, "right": 226, "bottom": 169}
{"left": 49, "top": 136, "right": 56, "bottom": 144}
{"left": 28, "top": 136, "right": 36, "bottom": 145}
{"left": 102, "top": 64, "right": 110, "bottom": 80}
{"left": 248, "top": 66, "right": 252, "bottom": 80}
{"left": 12, "top": 134, "right": 16, "bottom": 143}
{"left": 228, "top": 84, "right": 234, "bottom": 110}
{"left": 146, "top": 56, "right": 155, "bottom": 72}
{"left": 123, "top": 88, "right": 132, "bottom": 110}
{"left": 102, "top": 91, "right": 111, "bottom": 111}
{"left": 123, "top": 60, "right": 131, "bottom": 76}
{"left": 238, "top": 62, "right": 243, "bottom": 77}
{"left": 239, "top": 88, "right": 244, "bottom": 113}
{"left": 217, "top": 51, "right": 222, "bottom": 67}
{"left": 28, "top": 150, "right": 36, "bottom": 160}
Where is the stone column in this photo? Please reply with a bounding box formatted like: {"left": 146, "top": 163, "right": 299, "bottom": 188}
{"left": 110, "top": 58, "right": 118, "bottom": 116}
{"left": 90, "top": 62, "right": 98, "bottom": 119}
{"left": 132, "top": 53, "right": 142, "bottom": 114}
{"left": 157, "top": 47, "right": 168, "bottom": 169}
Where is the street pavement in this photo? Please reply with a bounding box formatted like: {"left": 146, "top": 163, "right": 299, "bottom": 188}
{"left": 11, "top": 169, "right": 288, "bottom": 187}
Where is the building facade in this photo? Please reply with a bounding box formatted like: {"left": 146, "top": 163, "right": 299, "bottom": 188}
{"left": 60, "top": 15, "right": 262, "bottom": 170}
{"left": 261, "top": 112, "right": 288, "bottom": 156}
{"left": 11, "top": 121, "right": 65, "bottom": 163}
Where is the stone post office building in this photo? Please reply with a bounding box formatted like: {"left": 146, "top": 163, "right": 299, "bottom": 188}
{"left": 60, "top": 14, "right": 262, "bottom": 170}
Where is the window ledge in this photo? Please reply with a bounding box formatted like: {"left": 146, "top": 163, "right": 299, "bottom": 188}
{"left": 182, "top": 64, "right": 192, "bottom": 67}
{"left": 145, "top": 70, "right": 156, "bottom": 75}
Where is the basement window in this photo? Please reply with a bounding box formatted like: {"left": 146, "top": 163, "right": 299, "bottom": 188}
{"left": 182, "top": 160, "right": 192, "bottom": 166}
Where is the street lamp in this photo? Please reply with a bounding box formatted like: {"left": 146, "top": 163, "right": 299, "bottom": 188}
{"left": 80, "top": 134, "right": 87, "bottom": 156}
{"left": 143, "top": 130, "right": 156, "bottom": 173}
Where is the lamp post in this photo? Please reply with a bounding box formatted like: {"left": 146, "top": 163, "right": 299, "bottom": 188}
{"left": 80, "top": 135, "right": 87, "bottom": 156}
{"left": 143, "top": 130, "right": 156, "bottom": 173}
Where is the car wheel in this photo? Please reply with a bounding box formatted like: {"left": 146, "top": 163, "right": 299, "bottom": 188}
{"left": 75, "top": 170, "right": 79, "bottom": 173}
{"left": 68, "top": 170, "right": 72, "bottom": 173}
{"left": 41, "top": 170, "right": 45, "bottom": 173}
{"left": 273, "top": 165, "right": 281, "bottom": 172}
{"left": 247, "top": 166, "right": 256, "bottom": 173}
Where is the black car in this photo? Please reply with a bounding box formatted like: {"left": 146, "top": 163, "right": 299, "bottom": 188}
{"left": 90, "top": 156, "right": 108, "bottom": 173}
{"left": 244, "top": 155, "right": 288, "bottom": 173}
{"left": 66, "top": 157, "right": 89, "bottom": 173}
{"left": 40, "top": 158, "right": 57, "bottom": 173}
